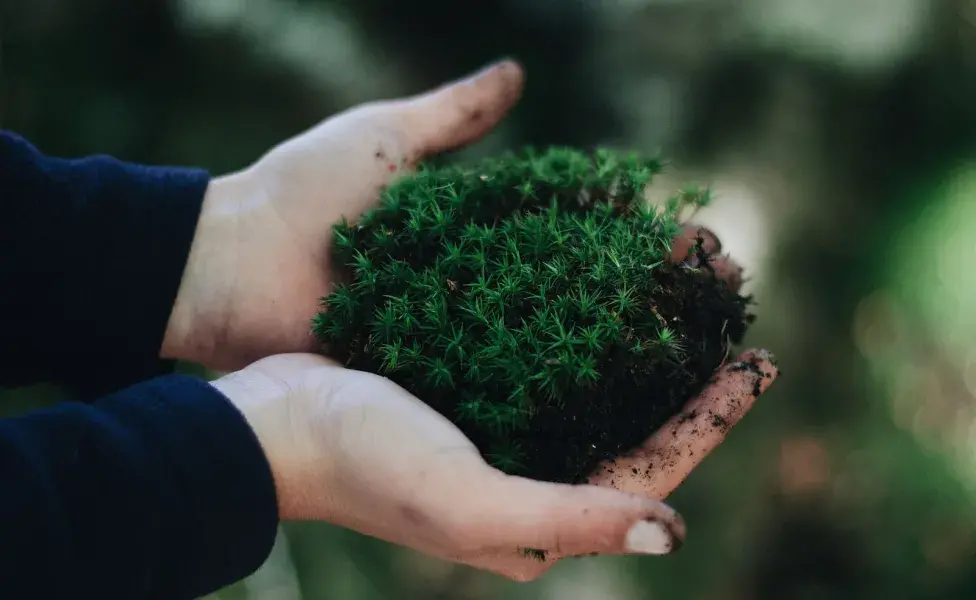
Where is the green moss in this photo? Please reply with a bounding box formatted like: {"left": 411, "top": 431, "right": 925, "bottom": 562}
{"left": 313, "top": 147, "right": 753, "bottom": 484}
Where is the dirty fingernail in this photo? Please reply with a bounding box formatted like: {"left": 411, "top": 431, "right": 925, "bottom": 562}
{"left": 748, "top": 349, "right": 779, "bottom": 370}
{"left": 729, "top": 350, "right": 781, "bottom": 392}
{"left": 683, "top": 224, "right": 722, "bottom": 254}
{"left": 625, "top": 520, "right": 676, "bottom": 555}
{"left": 697, "top": 226, "right": 721, "bottom": 254}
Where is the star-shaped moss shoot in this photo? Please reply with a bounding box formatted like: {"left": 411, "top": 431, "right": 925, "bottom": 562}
{"left": 313, "top": 147, "right": 753, "bottom": 485}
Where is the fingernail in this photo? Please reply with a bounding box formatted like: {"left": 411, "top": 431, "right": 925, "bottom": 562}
{"left": 696, "top": 226, "right": 721, "bottom": 254}
{"left": 625, "top": 520, "right": 676, "bottom": 555}
{"left": 747, "top": 348, "right": 779, "bottom": 370}
{"left": 729, "top": 349, "right": 780, "bottom": 394}
{"left": 467, "top": 58, "right": 516, "bottom": 82}
{"left": 682, "top": 223, "right": 721, "bottom": 255}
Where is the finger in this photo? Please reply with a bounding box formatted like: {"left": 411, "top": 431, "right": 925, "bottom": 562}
{"left": 667, "top": 224, "right": 744, "bottom": 291}
{"left": 707, "top": 254, "right": 745, "bottom": 292}
{"left": 587, "top": 349, "right": 779, "bottom": 499}
{"left": 668, "top": 223, "right": 722, "bottom": 264}
{"left": 458, "top": 472, "right": 686, "bottom": 559}
{"left": 446, "top": 474, "right": 687, "bottom": 581}
{"left": 398, "top": 59, "right": 525, "bottom": 159}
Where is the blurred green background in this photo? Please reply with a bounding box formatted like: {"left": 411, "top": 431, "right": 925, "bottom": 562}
{"left": 3, "top": 0, "right": 976, "bottom": 598}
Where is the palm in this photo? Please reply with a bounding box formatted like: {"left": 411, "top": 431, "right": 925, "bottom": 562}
{"left": 193, "top": 116, "right": 414, "bottom": 369}
{"left": 276, "top": 359, "right": 510, "bottom": 550}
{"left": 268, "top": 346, "right": 775, "bottom": 581}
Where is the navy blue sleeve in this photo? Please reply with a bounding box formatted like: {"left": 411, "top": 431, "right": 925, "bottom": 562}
{"left": 0, "top": 132, "right": 280, "bottom": 596}
{"left": 0, "top": 374, "right": 280, "bottom": 600}
{"left": 0, "top": 130, "right": 209, "bottom": 399}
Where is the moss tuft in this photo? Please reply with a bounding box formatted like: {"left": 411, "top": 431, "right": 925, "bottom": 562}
{"left": 313, "top": 147, "right": 753, "bottom": 484}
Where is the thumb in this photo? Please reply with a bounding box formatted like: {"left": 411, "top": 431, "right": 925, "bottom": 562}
{"left": 464, "top": 472, "right": 686, "bottom": 558}
{"left": 397, "top": 59, "right": 525, "bottom": 157}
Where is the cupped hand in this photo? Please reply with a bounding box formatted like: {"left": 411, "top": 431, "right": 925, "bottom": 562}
{"left": 213, "top": 353, "right": 686, "bottom": 571}
{"left": 212, "top": 225, "right": 779, "bottom": 582}
{"left": 161, "top": 59, "right": 525, "bottom": 371}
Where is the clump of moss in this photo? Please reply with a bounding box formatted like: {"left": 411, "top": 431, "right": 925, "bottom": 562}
{"left": 313, "top": 147, "right": 753, "bottom": 484}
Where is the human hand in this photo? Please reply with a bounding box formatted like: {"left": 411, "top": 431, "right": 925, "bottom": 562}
{"left": 212, "top": 352, "right": 685, "bottom": 575}
{"left": 161, "top": 59, "right": 525, "bottom": 371}
{"left": 212, "top": 226, "right": 779, "bottom": 582}
{"left": 433, "top": 224, "right": 779, "bottom": 580}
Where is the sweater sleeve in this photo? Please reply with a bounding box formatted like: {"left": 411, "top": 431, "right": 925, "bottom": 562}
{"left": 0, "top": 374, "right": 280, "bottom": 600}
{"left": 0, "top": 130, "right": 210, "bottom": 398}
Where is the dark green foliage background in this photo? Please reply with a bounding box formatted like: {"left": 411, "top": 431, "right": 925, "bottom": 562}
{"left": 3, "top": 1, "right": 976, "bottom": 599}
{"left": 314, "top": 148, "right": 751, "bottom": 482}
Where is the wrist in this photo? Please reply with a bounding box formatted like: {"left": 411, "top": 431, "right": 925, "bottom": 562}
{"left": 209, "top": 371, "right": 289, "bottom": 520}
{"left": 160, "top": 170, "right": 251, "bottom": 368}
{"left": 209, "top": 355, "right": 344, "bottom": 522}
